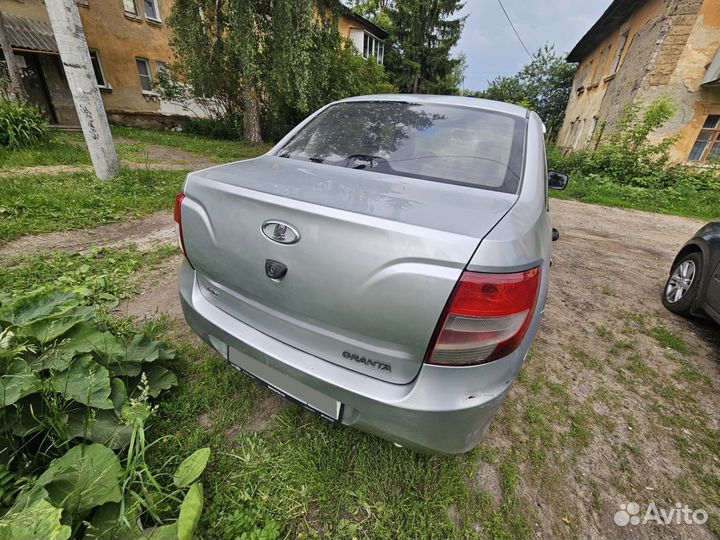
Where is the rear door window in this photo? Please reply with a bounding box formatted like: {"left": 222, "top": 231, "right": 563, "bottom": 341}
{"left": 277, "top": 101, "right": 527, "bottom": 194}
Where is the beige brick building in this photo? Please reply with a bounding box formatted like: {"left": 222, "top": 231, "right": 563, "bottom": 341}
{"left": 0, "top": 1, "right": 386, "bottom": 127}
{"left": 558, "top": 0, "right": 720, "bottom": 164}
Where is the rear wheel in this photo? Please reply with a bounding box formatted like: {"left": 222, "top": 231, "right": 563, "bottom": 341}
{"left": 662, "top": 252, "right": 703, "bottom": 315}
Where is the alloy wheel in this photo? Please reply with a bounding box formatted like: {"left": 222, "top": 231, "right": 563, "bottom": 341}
{"left": 665, "top": 260, "right": 696, "bottom": 304}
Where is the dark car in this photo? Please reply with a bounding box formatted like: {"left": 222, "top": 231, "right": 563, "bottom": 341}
{"left": 662, "top": 222, "right": 720, "bottom": 324}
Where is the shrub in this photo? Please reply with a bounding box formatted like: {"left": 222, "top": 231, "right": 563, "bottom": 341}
{"left": 0, "top": 287, "right": 209, "bottom": 539}
{"left": 0, "top": 101, "right": 48, "bottom": 149}
{"left": 549, "top": 97, "right": 719, "bottom": 191}
{"left": 180, "top": 117, "right": 241, "bottom": 140}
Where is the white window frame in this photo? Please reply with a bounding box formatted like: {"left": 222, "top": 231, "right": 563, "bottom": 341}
{"left": 688, "top": 115, "right": 720, "bottom": 162}
{"left": 362, "top": 31, "right": 384, "bottom": 64}
{"left": 88, "top": 49, "right": 109, "bottom": 89}
{"left": 135, "top": 57, "right": 154, "bottom": 94}
{"left": 123, "top": 0, "right": 138, "bottom": 15}
{"left": 143, "top": 0, "right": 161, "bottom": 23}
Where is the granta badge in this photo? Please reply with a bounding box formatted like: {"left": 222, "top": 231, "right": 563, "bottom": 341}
{"left": 262, "top": 220, "right": 300, "bottom": 245}
{"left": 342, "top": 351, "right": 392, "bottom": 372}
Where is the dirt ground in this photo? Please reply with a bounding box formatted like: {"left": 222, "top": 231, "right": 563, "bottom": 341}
{"left": 0, "top": 211, "right": 176, "bottom": 263}
{"left": 0, "top": 140, "right": 218, "bottom": 180}
{"left": 490, "top": 199, "right": 719, "bottom": 539}
{"left": 4, "top": 197, "right": 718, "bottom": 538}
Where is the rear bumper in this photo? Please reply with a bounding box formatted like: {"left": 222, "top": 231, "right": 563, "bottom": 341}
{"left": 179, "top": 261, "right": 537, "bottom": 454}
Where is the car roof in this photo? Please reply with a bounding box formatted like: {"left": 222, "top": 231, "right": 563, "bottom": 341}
{"left": 336, "top": 94, "right": 530, "bottom": 119}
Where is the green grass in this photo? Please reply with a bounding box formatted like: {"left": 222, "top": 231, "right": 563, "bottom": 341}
{"left": 0, "top": 126, "right": 268, "bottom": 172}
{"left": 0, "top": 168, "right": 185, "bottom": 242}
{"left": 112, "top": 125, "right": 271, "bottom": 164}
{"left": 568, "top": 346, "right": 604, "bottom": 372}
{"left": 625, "top": 353, "right": 653, "bottom": 376}
{"left": 0, "top": 132, "right": 90, "bottom": 169}
{"left": 144, "top": 337, "right": 513, "bottom": 540}
{"left": 609, "top": 339, "right": 636, "bottom": 356}
{"left": 0, "top": 244, "right": 178, "bottom": 301}
{"left": 551, "top": 174, "right": 720, "bottom": 221}
{"left": 0, "top": 126, "right": 266, "bottom": 241}
{"left": 644, "top": 326, "right": 689, "bottom": 354}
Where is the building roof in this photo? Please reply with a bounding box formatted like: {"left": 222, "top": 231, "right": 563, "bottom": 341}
{"left": 341, "top": 8, "right": 389, "bottom": 40}
{"left": 567, "top": 0, "right": 645, "bottom": 62}
{"left": 4, "top": 14, "right": 58, "bottom": 54}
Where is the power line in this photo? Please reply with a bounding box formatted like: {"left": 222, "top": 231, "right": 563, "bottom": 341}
{"left": 496, "top": 0, "right": 532, "bottom": 60}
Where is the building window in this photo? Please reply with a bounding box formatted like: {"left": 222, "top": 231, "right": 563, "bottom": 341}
{"left": 143, "top": 0, "right": 161, "bottom": 22}
{"left": 576, "top": 61, "right": 592, "bottom": 92}
{"left": 593, "top": 44, "right": 612, "bottom": 84}
{"left": 89, "top": 49, "right": 108, "bottom": 88}
{"left": 136, "top": 57, "right": 153, "bottom": 92}
{"left": 572, "top": 118, "right": 586, "bottom": 150}
{"left": 688, "top": 115, "right": 720, "bottom": 161}
{"left": 362, "top": 32, "right": 384, "bottom": 64}
{"left": 123, "top": 0, "right": 137, "bottom": 15}
{"left": 609, "top": 32, "right": 629, "bottom": 74}
{"left": 564, "top": 120, "right": 576, "bottom": 147}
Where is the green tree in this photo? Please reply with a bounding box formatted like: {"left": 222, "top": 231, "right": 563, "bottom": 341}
{"left": 166, "top": 0, "right": 395, "bottom": 144}
{"left": 390, "top": 0, "right": 466, "bottom": 93}
{"left": 351, "top": 0, "right": 466, "bottom": 94}
{"left": 479, "top": 45, "right": 576, "bottom": 138}
{"left": 350, "top": 0, "right": 393, "bottom": 29}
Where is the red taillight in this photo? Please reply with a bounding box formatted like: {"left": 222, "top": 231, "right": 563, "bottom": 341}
{"left": 174, "top": 193, "right": 194, "bottom": 268}
{"left": 425, "top": 267, "right": 541, "bottom": 366}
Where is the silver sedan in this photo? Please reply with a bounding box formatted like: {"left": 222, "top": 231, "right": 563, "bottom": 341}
{"left": 177, "top": 95, "right": 567, "bottom": 454}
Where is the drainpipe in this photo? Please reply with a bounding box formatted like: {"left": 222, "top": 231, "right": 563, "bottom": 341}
{"left": 0, "top": 11, "right": 28, "bottom": 102}
{"left": 45, "top": 0, "right": 119, "bottom": 179}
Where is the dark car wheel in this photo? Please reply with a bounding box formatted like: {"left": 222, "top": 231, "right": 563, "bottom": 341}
{"left": 662, "top": 252, "right": 703, "bottom": 315}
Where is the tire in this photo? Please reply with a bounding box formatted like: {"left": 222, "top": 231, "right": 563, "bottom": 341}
{"left": 662, "top": 252, "right": 703, "bottom": 315}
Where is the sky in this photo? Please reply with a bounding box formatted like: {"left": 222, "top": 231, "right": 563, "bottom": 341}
{"left": 456, "top": 0, "right": 613, "bottom": 91}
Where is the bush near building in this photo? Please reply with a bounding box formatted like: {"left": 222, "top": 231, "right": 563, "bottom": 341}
{"left": 0, "top": 101, "right": 48, "bottom": 149}
{"left": 549, "top": 98, "right": 720, "bottom": 220}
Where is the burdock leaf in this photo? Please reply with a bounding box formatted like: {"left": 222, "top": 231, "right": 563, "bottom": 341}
{"left": 67, "top": 408, "right": 132, "bottom": 450}
{"left": 0, "top": 496, "right": 70, "bottom": 540}
{"left": 37, "top": 444, "right": 122, "bottom": 516}
{"left": 0, "top": 288, "right": 89, "bottom": 326}
{"left": 0, "top": 358, "right": 41, "bottom": 406}
{"left": 18, "top": 306, "right": 95, "bottom": 344}
{"left": 53, "top": 354, "right": 113, "bottom": 410}
{"left": 143, "top": 364, "right": 178, "bottom": 398}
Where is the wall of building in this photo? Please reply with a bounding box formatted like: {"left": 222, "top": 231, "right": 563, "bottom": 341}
{"left": 3, "top": 1, "right": 384, "bottom": 126}
{"left": 0, "top": 0, "right": 47, "bottom": 19}
{"left": 637, "top": 0, "right": 720, "bottom": 162}
{"left": 557, "top": 0, "right": 665, "bottom": 150}
{"left": 338, "top": 14, "right": 354, "bottom": 39}
{"left": 559, "top": 0, "right": 720, "bottom": 164}
{"left": 1, "top": 0, "right": 181, "bottom": 125}
{"left": 597, "top": 0, "right": 671, "bottom": 133}
{"left": 79, "top": 0, "right": 175, "bottom": 118}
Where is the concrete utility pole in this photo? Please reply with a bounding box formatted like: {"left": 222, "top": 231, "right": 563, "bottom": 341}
{"left": 0, "top": 11, "right": 28, "bottom": 102}
{"left": 45, "top": 0, "right": 119, "bottom": 179}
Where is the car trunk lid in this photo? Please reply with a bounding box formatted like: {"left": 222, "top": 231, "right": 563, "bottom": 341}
{"left": 181, "top": 156, "right": 516, "bottom": 383}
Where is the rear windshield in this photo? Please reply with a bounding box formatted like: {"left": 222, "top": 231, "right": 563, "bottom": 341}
{"left": 277, "top": 101, "right": 526, "bottom": 193}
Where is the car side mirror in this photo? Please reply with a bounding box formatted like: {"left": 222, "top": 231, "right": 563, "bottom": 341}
{"left": 548, "top": 171, "right": 569, "bottom": 190}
